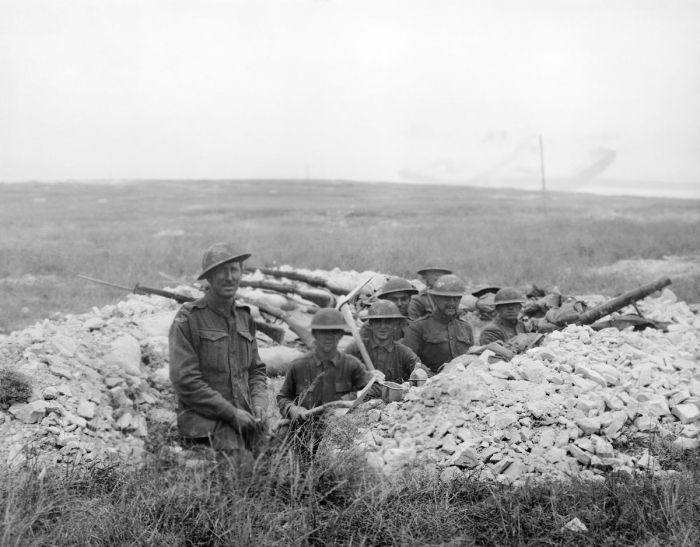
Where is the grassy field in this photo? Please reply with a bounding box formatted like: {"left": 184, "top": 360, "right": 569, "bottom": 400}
{"left": 1, "top": 179, "right": 699, "bottom": 332}
{"left": 2, "top": 179, "right": 700, "bottom": 545}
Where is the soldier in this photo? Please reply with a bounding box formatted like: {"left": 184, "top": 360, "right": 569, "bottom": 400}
{"left": 479, "top": 287, "right": 530, "bottom": 345}
{"left": 346, "top": 301, "right": 425, "bottom": 384}
{"left": 360, "top": 277, "right": 417, "bottom": 341}
{"left": 407, "top": 260, "right": 453, "bottom": 321}
{"left": 169, "top": 243, "right": 268, "bottom": 454}
{"left": 277, "top": 308, "right": 382, "bottom": 426}
{"left": 403, "top": 275, "right": 474, "bottom": 375}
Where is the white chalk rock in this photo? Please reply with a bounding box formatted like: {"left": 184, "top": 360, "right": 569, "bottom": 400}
{"left": 562, "top": 517, "right": 588, "bottom": 533}
{"left": 9, "top": 400, "right": 49, "bottom": 424}
{"left": 139, "top": 311, "right": 177, "bottom": 338}
{"left": 51, "top": 335, "right": 77, "bottom": 358}
{"left": 77, "top": 400, "right": 96, "bottom": 420}
{"left": 103, "top": 335, "right": 143, "bottom": 376}
{"left": 673, "top": 403, "right": 700, "bottom": 424}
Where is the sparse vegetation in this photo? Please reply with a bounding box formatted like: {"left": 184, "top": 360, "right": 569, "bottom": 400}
{"left": 0, "top": 180, "right": 699, "bottom": 332}
{"left": 0, "top": 367, "right": 33, "bottom": 410}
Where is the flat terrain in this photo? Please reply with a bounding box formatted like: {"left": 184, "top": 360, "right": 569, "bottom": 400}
{"left": 1, "top": 179, "right": 699, "bottom": 332}
{"left": 2, "top": 179, "right": 700, "bottom": 546}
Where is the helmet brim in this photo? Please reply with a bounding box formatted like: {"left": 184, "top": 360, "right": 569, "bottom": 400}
{"left": 428, "top": 289, "right": 465, "bottom": 297}
{"left": 197, "top": 253, "right": 251, "bottom": 280}
{"left": 417, "top": 268, "right": 453, "bottom": 276}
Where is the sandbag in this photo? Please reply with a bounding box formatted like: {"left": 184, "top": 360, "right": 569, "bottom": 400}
{"left": 259, "top": 346, "right": 305, "bottom": 377}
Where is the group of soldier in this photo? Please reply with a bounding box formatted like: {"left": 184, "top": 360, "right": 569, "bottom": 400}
{"left": 168, "top": 243, "right": 529, "bottom": 455}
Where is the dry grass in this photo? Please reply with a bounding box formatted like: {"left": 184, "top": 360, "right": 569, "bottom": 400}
{"left": 1, "top": 179, "right": 699, "bottom": 332}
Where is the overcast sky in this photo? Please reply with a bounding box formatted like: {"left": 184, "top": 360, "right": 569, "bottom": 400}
{"left": 1, "top": 0, "right": 699, "bottom": 186}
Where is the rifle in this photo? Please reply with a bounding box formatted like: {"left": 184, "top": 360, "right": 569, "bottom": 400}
{"left": 156, "top": 272, "right": 316, "bottom": 348}
{"left": 77, "top": 275, "right": 287, "bottom": 345}
{"left": 245, "top": 266, "right": 352, "bottom": 296}
{"left": 239, "top": 279, "right": 335, "bottom": 308}
{"left": 576, "top": 276, "right": 672, "bottom": 326}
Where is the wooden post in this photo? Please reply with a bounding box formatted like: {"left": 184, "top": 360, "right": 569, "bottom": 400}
{"left": 539, "top": 135, "right": 548, "bottom": 218}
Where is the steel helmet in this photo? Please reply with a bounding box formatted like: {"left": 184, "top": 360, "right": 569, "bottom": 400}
{"left": 378, "top": 278, "right": 418, "bottom": 298}
{"left": 198, "top": 242, "right": 251, "bottom": 280}
{"left": 471, "top": 286, "right": 501, "bottom": 298}
{"left": 493, "top": 287, "right": 526, "bottom": 306}
{"left": 364, "top": 301, "right": 405, "bottom": 321}
{"left": 310, "top": 308, "right": 349, "bottom": 331}
{"left": 417, "top": 259, "right": 453, "bottom": 276}
{"left": 428, "top": 274, "right": 467, "bottom": 297}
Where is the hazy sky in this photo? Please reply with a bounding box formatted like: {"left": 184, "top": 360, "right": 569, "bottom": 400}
{"left": 1, "top": 0, "right": 699, "bottom": 185}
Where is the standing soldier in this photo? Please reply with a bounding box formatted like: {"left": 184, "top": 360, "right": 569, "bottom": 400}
{"left": 407, "top": 260, "right": 453, "bottom": 320}
{"left": 169, "top": 243, "right": 268, "bottom": 454}
{"left": 403, "top": 274, "right": 474, "bottom": 375}
{"left": 346, "top": 301, "right": 425, "bottom": 384}
{"left": 479, "top": 287, "right": 530, "bottom": 345}
{"left": 277, "top": 308, "right": 382, "bottom": 428}
{"left": 361, "top": 277, "right": 417, "bottom": 341}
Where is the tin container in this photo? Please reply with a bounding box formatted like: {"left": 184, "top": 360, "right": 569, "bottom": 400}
{"left": 381, "top": 381, "right": 406, "bottom": 403}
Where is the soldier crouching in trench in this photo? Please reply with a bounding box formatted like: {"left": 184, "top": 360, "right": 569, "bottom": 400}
{"left": 169, "top": 242, "right": 269, "bottom": 456}
{"left": 276, "top": 308, "right": 382, "bottom": 452}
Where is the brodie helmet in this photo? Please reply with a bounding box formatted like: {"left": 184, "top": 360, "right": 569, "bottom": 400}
{"left": 198, "top": 242, "right": 251, "bottom": 280}
{"left": 364, "top": 300, "right": 405, "bottom": 320}
{"left": 493, "top": 287, "right": 526, "bottom": 306}
{"left": 310, "top": 308, "right": 349, "bottom": 331}
{"left": 427, "top": 274, "right": 467, "bottom": 297}
{"left": 378, "top": 278, "right": 419, "bottom": 298}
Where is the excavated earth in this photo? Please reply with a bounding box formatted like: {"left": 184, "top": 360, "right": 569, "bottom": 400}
{"left": 1, "top": 268, "right": 699, "bottom": 487}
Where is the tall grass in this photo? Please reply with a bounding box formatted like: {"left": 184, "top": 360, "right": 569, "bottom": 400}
{"left": 1, "top": 180, "right": 699, "bottom": 332}
{"left": 2, "top": 423, "right": 700, "bottom": 546}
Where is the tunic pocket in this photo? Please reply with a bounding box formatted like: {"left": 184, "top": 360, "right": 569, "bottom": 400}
{"left": 237, "top": 330, "right": 254, "bottom": 370}
{"left": 199, "top": 329, "right": 228, "bottom": 372}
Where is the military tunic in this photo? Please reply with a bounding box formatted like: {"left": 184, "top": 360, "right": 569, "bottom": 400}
{"left": 344, "top": 337, "right": 422, "bottom": 384}
{"left": 403, "top": 309, "right": 474, "bottom": 374}
{"left": 479, "top": 316, "right": 529, "bottom": 345}
{"left": 277, "top": 351, "right": 381, "bottom": 418}
{"left": 169, "top": 291, "right": 268, "bottom": 449}
{"left": 407, "top": 290, "right": 434, "bottom": 321}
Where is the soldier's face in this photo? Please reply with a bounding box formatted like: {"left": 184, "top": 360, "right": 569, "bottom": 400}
{"left": 312, "top": 330, "right": 344, "bottom": 356}
{"left": 206, "top": 260, "right": 242, "bottom": 300}
{"left": 382, "top": 292, "right": 412, "bottom": 316}
{"left": 432, "top": 295, "right": 461, "bottom": 318}
{"left": 423, "top": 271, "right": 445, "bottom": 288}
{"left": 497, "top": 303, "right": 521, "bottom": 323}
{"left": 369, "top": 318, "right": 397, "bottom": 342}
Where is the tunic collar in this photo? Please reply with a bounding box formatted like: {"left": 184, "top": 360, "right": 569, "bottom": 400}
{"left": 204, "top": 290, "right": 235, "bottom": 318}
{"left": 313, "top": 350, "right": 340, "bottom": 367}
{"left": 368, "top": 337, "right": 396, "bottom": 352}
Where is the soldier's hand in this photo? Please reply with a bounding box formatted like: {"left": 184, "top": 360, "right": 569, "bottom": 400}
{"left": 371, "top": 370, "right": 386, "bottom": 383}
{"left": 253, "top": 406, "right": 268, "bottom": 426}
{"left": 233, "top": 409, "right": 257, "bottom": 433}
{"left": 289, "top": 405, "right": 310, "bottom": 423}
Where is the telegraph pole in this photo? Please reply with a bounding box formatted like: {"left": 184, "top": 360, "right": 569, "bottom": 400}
{"left": 539, "top": 135, "right": 548, "bottom": 218}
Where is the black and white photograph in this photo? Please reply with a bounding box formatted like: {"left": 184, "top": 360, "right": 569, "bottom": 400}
{"left": 1, "top": 1, "right": 699, "bottom": 545}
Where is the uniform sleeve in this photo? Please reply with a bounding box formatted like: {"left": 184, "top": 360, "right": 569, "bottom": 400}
{"left": 246, "top": 316, "right": 269, "bottom": 410}
{"left": 402, "top": 321, "right": 422, "bottom": 356}
{"left": 398, "top": 345, "right": 423, "bottom": 378}
{"left": 479, "top": 326, "right": 504, "bottom": 345}
{"left": 168, "top": 311, "right": 240, "bottom": 426}
{"left": 407, "top": 296, "right": 426, "bottom": 321}
{"left": 276, "top": 364, "right": 298, "bottom": 418}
